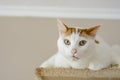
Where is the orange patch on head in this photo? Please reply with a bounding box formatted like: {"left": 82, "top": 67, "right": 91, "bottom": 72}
{"left": 78, "top": 29, "right": 89, "bottom": 37}
{"left": 57, "top": 19, "right": 100, "bottom": 38}
{"left": 64, "top": 27, "right": 76, "bottom": 36}
{"left": 78, "top": 25, "right": 100, "bottom": 37}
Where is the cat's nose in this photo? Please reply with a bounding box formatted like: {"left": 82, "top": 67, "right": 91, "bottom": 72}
{"left": 71, "top": 48, "right": 77, "bottom": 55}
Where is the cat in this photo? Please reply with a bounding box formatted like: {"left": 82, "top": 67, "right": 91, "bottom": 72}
{"left": 40, "top": 19, "right": 120, "bottom": 70}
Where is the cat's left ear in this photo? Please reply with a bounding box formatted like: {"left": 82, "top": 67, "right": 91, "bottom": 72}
{"left": 57, "top": 19, "right": 68, "bottom": 34}
{"left": 87, "top": 25, "right": 100, "bottom": 37}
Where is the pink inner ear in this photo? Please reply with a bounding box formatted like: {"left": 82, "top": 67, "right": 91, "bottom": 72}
{"left": 59, "top": 24, "right": 67, "bottom": 33}
{"left": 57, "top": 19, "right": 68, "bottom": 33}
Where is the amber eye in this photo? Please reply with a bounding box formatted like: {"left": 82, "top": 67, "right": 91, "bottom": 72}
{"left": 79, "top": 40, "right": 87, "bottom": 46}
{"left": 64, "top": 39, "right": 71, "bottom": 45}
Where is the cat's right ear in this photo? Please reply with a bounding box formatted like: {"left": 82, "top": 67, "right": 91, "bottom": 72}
{"left": 57, "top": 19, "right": 68, "bottom": 34}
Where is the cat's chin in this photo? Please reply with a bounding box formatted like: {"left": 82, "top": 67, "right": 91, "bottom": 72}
{"left": 72, "top": 56, "right": 80, "bottom": 61}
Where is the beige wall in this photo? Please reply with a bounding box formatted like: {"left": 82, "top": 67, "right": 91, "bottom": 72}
{"left": 0, "top": 17, "right": 120, "bottom": 80}
{"left": 0, "top": 0, "right": 120, "bottom": 8}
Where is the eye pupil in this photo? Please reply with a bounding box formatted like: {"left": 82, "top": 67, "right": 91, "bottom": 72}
{"left": 79, "top": 40, "right": 87, "bottom": 46}
{"left": 64, "top": 39, "right": 71, "bottom": 45}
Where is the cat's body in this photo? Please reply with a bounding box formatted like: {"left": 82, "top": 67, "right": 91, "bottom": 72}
{"left": 40, "top": 20, "right": 120, "bottom": 70}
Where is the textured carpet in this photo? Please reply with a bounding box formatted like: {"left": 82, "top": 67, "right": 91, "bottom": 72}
{"left": 35, "top": 65, "right": 120, "bottom": 80}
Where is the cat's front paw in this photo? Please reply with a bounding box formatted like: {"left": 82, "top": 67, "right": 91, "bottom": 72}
{"left": 40, "top": 62, "right": 52, "bottom": 68}
{"left": 72, "top": 66, "right": 86, "bottom": 69}
{"left": 40, "top": 63, "right": 48, "bottom": 68}
{"left": 88, "top": 63, "right": 102, "bottom": 70}
{"left": 71, "top": 64, "right": 87, "bottom": 69}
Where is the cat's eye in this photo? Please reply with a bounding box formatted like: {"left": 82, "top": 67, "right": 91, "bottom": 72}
{"left": 79, "top": 40, "right": 87, "bottom": 46}
{"left": 64, "top": 39, "right": 71, "bottom": 45}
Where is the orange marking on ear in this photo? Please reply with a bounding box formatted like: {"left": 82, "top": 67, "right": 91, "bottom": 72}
{"left": 78, "top": 29, "right": 89, "bottom": 37}
{"left": 78, "top": 25, "right": 100, "bottom": 37}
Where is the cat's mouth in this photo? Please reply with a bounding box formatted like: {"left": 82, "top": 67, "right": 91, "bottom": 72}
{"left": 72, "top": 55, "right": 79, "bottom": 61}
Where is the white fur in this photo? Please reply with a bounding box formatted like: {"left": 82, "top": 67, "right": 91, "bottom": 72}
{"left": 40, "top": 29, "right": 120, "bottom": 70}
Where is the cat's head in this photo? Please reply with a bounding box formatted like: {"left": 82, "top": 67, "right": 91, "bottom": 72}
{"left": 57, "top": 19, "right": 100, "bottom": 61}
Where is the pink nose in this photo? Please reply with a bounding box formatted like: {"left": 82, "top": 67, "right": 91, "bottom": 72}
{"left": 71, "top": 48, "right": 77, "bottom": 54}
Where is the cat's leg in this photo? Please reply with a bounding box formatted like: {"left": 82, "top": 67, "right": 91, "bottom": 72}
{"left": 40, "top": 55, "right": 56, "bottom": 68}
{"left": 54, "top": 54, "right": 71, "bottom": 68}
{"left": 111, "top": 45, "right": 120, "bottom": 67}
{"left": 71, "top": 61, "right": 88, "bottom": 69}
{"left": 40, "top": 53, "right": 71, "bottom": 68}
{"left": 88, "top": 63, "right": 102, "bottom": 70}
{"left": 54, "top": 61, "right": 71, "bottom": 68}
{"left": 88, "top": 62, "right": 107, "bottom": 70}
{"left": 72, "top": 64, "right": 87, "bottom": 69}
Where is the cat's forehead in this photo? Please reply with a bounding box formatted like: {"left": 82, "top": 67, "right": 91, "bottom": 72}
{"left": 64, "top": 27, "right": 88, "bottom": 37}
{"left": 64, "top": 32, "right": 87, "bottom": 44}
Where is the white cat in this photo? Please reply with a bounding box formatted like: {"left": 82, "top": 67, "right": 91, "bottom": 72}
{"left": 40, "top": 19, "right": 120, "bottom": 70}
